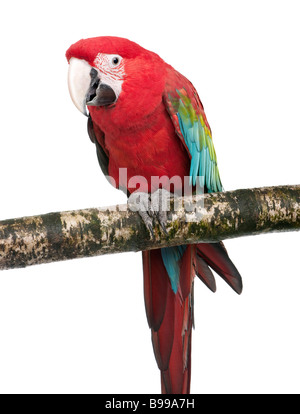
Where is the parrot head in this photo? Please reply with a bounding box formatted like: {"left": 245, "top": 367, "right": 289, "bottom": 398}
{"left": 66, "top": 36, "right": 166, "bottom": 123}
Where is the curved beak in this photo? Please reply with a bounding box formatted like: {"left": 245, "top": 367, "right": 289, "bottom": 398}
{"left": 68, "top": 57, "right": 117, "bottom": 117}
{"left": 68, "top": 58, "right": 91, "bottom": 116}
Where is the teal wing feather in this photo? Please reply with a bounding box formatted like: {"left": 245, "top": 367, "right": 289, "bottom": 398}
{"left": 161, "top": 245, "right": 187, "bottom": 293}
{"left": 163, "top": 66, "right": 223, "bottom": 193}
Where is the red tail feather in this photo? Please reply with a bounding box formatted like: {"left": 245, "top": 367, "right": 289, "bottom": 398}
{"left": 196, "top": 242, "right": 243, "bottom": 294}
{"left": 143, "top": 249, "right": 168, "bottom": 331}
{"left": 194, "top": 254, "right": 217, "bottom": 292}
{"left": 142, "top": 247, "right": 194, "bottom": 394}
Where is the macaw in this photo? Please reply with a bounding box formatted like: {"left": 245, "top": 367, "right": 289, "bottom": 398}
{"left": 66, "top": 36, "right": 242, "bottom": 394}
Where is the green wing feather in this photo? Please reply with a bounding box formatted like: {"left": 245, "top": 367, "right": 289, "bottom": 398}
{"left": 163, "top": 67, "right": 223, "bottom": 193}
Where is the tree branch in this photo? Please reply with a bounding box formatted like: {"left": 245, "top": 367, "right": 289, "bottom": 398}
{"left": 0, "top": 185, "right": 299, "bottom": 271}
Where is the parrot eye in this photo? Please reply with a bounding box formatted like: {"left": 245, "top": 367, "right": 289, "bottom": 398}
{"left": 109, "top": 55, "right": 122, "bottom": 68}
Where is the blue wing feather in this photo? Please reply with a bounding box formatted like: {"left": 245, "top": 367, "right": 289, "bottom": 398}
{"left": 161, "top": 245, "right": 187, "bottom": 293}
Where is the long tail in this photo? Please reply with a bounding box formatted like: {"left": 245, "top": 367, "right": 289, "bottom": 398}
{"left": 142, "top": 242, "right": 242, "bottom": 394}
{"left": 142, "top": 246, "right": 194, "bottom": 394}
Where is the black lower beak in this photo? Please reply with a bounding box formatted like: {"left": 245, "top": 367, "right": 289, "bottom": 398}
{"left": 86, "top": 68, "right": 116, "bottom": 107}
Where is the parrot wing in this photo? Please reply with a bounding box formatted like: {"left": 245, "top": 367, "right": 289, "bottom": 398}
{"left": 162, "top": 65, "right": 242, "bottom": 294}
{"left": 163, "top": 66, "right": 222, "bottom": 193}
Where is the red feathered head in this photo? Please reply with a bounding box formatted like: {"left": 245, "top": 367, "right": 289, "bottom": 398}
{"left": 66, "top": 36, "right": 166, "bottom": 127}
{"left": 66, "top": 36, "right": 149, "bottom": 65}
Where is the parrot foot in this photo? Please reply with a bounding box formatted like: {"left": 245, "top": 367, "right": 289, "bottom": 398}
{"left": 151, "top": 189, "right": 170, "bottom": 235}
{"left": 128, "top": 189, "right": 170, "bottom": 238}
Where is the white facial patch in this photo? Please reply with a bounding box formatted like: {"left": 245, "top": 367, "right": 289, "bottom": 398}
{"left": 93, "top": 53, "right": 125, "bottom": 100}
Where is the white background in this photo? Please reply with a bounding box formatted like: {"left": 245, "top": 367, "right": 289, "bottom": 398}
{"left": 0, "top": 0, "right": 299, "bottom": 394}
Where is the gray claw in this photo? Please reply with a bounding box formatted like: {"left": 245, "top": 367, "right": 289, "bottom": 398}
{"left": 151, "top": 189, "right": 170, "bottom": 235}
{"left": 128, "top": 189, "right": 171, "bottom": 238}
{"left": 156, "top": 210, "right": 168, "bottom": 235}
{"left": 138, "top": 210, "right": 155, "bottom": 239}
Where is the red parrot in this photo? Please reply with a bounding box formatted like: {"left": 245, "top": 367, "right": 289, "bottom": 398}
{"left": 66, "top": 36, "right": 242, "bottom": 394}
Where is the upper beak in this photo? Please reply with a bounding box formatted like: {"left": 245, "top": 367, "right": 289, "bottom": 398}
{"left": 68, "top": 58, "right": 91, "bottom": 116}
{"left": 68, "top": 57, "right": 117, "bottom": 116}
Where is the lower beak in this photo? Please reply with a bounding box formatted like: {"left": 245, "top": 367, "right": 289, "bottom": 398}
{"left": 86, "top": 69, "right": 116, "bottom": 107}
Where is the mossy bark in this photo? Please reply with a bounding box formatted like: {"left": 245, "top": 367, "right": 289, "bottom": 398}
{"left": 0, "top": 185, "right": 299, "bottom": 270}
